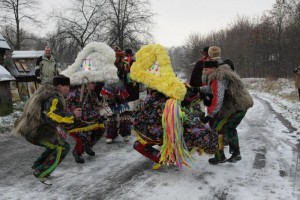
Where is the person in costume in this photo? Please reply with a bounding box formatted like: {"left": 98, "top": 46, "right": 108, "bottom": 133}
{"left": 113, "top": 46, "right": 125, "bottom": 80}
{"left": 190, "top": 60, "right": 253, "bottom": 165}
{"left": 130, "top": 44, "right": 218, "bottom": 169}
{"left": 122, "top": 48, "right": 140, "bottom": 103}
{"left": 61, "top": 42, "right": 119, "bottom": 163}
{"left": 100, "top": 47, "right": 134, "bottom": 144}
{"left": 65, "top": 81, "right": 105, "bottom": 163}
{"left": 189, "top": 46, "right": 210, "bottom": 87}
{"left": 13, "top": 75, "right": 82, "bottom": 183}
{"left": 100, "top": 82, "right": 132, "bottom": 143}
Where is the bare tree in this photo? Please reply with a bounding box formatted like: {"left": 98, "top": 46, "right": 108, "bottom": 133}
{"left": 106, "top": 0, "right": 154, "bottom": 50}
{"left": 0, "top": 0, "right": 39, "bottom": 50}
{"left": 184, "top": 33, "right": 207, "bottom": 64}
{"left": 53, "top": 0, "right": 108, "bottom": 49}
{"left": 47, "top": 29, "right": 80, "bottom": 67}
{"left": 265, "top": 0, "right": 290, "bottom": 77}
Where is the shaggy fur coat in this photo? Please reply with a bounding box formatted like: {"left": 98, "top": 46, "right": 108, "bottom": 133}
{"left": 13, "top": 85, "right": 65, "bottom": 144}
{"left": 208, "top": 65, "right": 254, "bottom": 117}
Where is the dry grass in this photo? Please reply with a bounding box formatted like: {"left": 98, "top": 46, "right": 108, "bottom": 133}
{"left": 244, "top": 78, "right": 299, "bottom": 101}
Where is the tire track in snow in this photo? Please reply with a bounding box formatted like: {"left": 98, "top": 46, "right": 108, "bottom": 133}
{"left": 252, "top": 97, "right": 300, "bottom": 198}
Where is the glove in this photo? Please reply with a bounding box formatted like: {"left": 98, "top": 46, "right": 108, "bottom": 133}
{"left": 201, "top": 116, "right": 212, "bottom": 124}
{"left": 187, "top": 87, "right": 200, "bottom": 94}
{"left": 203, "top": 94, "right": 213, "bottom": 106}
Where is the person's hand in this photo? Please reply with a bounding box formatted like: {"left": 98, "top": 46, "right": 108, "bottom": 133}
{"left": 203, "top": 94, "right": 213, "bottom": 106}
{"left": 201, "top": 116, "right": 212, "bottom": 124}
{"left": 74, "top": 108, "right": 82, "bottom": 119}
{"left": 187, "top": 87, "right": 200, "bottom": 94}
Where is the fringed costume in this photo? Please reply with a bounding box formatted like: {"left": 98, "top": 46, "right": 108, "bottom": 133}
{"left": 61, "top": 42, "right": 120, "bottom": 163}
{"left": 130, "top": 44, "right": 218, "bottom": 169}
{"left": 65, "top": 86, "right": 105, "bottom": 163}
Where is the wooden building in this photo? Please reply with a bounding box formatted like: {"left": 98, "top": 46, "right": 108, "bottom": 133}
{"left": 0, "top": 33, "right": 15, "bottom": 116}
{"left": 5, "top": 50, "right": 43, "bottom": 100}
{"left": 0, "top": 65, "right": 15, "bottom": 116}
{"left": 0, "top": 33, "right": 10, "bottom": 65}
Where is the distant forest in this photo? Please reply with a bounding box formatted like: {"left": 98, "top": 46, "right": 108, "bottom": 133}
{"left": 1, "top": 0, "right": 300, "bottom": 78}
{"left": 169, "top": 0, "right": 300, "bottom": 79}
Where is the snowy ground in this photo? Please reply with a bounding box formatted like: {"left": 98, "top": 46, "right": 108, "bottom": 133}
{"left": 0, "top": 78, "right": 299, "bottom": 200}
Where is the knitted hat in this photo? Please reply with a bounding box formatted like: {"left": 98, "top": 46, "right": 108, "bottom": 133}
{"left": 61, "top": 42, "right": 118, "bottom": 85}
{"left": 53, "top": 75, "right": 70, "bottom": 86}
{"left": 208, "top": 46, "right": 221, "bottom": 58}
{"left": 125, "top": 48, "right": 133, "bottom": 55}
{"left": 203, "top": 60, "right": 219, "bottom": 68}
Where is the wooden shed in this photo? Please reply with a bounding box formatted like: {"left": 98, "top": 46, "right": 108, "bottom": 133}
{"left": 0, "top": 65, "right": 15, "bottom": 116}
{"left": 4, "top": 50, "right": 43, "bottom": 100}
{"left": 0, "top": 33, "right": 10, "bottom": 66}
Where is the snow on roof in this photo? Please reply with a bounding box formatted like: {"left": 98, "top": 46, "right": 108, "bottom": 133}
{"left": 12, "top": 50, "right": 44, "bottom": 59}
{"left": 0, "top": 33, "right": 11, "bottom": 50}
{"left": 0, "top": 65, "right": 15, "bottom": 82}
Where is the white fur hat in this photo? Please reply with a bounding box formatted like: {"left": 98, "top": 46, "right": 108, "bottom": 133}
{"left": 61, "top": 42, "right": 118, "bottom": 85}
{"left": 208, "top": 46, "right": 221, "bottom": 58}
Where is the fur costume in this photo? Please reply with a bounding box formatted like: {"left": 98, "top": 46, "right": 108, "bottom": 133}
{"left": 13, "top": 84, "right": 74, "bottom": 179}
{"left": 208, "top": 65, "right": 254, "bottom": 117}
{"left": 13, "top": 85, "right": 66, "bottom": 143}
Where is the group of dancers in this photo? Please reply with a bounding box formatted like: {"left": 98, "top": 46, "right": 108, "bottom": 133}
{"left": 13, "top": 42, "right": 253, "bottom": 184}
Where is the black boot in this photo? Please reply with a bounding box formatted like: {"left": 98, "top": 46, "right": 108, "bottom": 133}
{"left": 72, "top": 150, "right": 85, "bottom": 163}
{"left": 85, "top": 142, "right": 95, "bottom": 156}
{"left": 208, "top": 151, "right": 227, "bottom": 165}
{"left": 227, "top": 147, "right": 242, "bottom": 163}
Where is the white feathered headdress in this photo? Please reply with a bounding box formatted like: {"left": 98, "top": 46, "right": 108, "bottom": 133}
{"left": 61, "top": 42, "right": 118, "bottom": 85}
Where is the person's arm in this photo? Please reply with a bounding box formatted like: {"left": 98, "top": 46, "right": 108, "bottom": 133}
{"left": 35, "top": 56, "right": 43, "bottom": 83}
{"left": 206, "top": 79, "right": 227, "bottom": 118}
{"left": 44, "top": 95, "right": 76, "bottom": 124}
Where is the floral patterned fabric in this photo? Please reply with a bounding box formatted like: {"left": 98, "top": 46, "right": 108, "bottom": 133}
{"left": 65, "top": 86, "right": 105, "bottom": 156}
{"left": 134, "top": 90, "right": 218, "bottom": 153}
{"left": 65, "top": 87, "right": 104, "bottom": 126}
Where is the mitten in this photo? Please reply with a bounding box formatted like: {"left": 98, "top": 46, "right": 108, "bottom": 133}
{"left": 201, "top": 116, "right": 212, "bottom": 124}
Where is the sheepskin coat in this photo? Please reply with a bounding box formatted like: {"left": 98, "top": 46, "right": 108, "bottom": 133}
{"left": 14, "top": 85, "right": 72, "bottom": 143}
{"left": 208, "top": 65, "right": 254, "bottom": 117}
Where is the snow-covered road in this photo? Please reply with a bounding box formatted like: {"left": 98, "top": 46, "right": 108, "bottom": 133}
{"left": 0, "top": 96, "right": 299, "bottom": 200}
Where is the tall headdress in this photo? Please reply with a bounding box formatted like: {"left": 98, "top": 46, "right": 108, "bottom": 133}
{"left": 131, "top": 44, "right": 193, "bottom": 168}
{"left": 61, "top": 42, "right": 118, "bottom": 85}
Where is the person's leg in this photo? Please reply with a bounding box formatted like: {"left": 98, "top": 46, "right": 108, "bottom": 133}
{"left": 70, "top": 133, "right": 85, "bottom": 163}
{"left": 133, "top": 141, "right": 160, "bottom": 163}
{"left": 298, "top": 89, "right": 300, "bottom": 101}
{"left": 26, "top": 138, "right": 56, "bottom": 169}
{"left": 207, "top": 117, "right": 229, "bottom": 165}
{"left": 89, "top": 129, "right": 105, "bottom": 147}
{"left": 119, "top": 113, "right": 132, "bottom": 142}
{"left": 84, "top": 129, "right": 102, "bottom": 156}
{"left": 33, "top": 141, "right": 70, "bottom": 179}
{"left": 106, "top": 115, "right": 118, "bottom": 143}
{"left": 219, "top": 111, "right": 247, "bottom": 162}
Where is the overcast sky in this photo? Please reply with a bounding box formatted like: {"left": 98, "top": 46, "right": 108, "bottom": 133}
{"left": 40, "top": 0, "right": 276, "bottom": 47}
